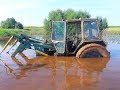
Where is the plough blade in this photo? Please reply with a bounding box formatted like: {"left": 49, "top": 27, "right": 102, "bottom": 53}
{"left": 7, "top": 39, "right": 18, "bottom": 54}
{"left": 35, "top": 50, "right": 49, "bottom": 56}
{"left": 0, "top": 36, "right": 14, "bottom": 54}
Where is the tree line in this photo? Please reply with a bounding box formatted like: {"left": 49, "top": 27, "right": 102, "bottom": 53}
{"left": 44, "top": 9, "right": 108, "bottom": 36}
{"left": 0, "top": 9, "right": 108, "bottom": 33}
{"left": 1, "top": 17, "right": 23, "bottom": 29}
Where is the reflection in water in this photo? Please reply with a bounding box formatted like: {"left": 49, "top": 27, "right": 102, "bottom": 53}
{"left": 102, "top": 31, "right": 120, "bottom": 44}
{"left": 0, "top": 53, "right": 110, "bottom": 90}
{"left": 0, "top": 37, "right": 120, "bottom": 90}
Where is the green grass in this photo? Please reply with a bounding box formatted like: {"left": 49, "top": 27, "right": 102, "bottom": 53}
{"left": 104, "top": 26, "right": 120, "bottom": 35}
{"left": 0, "top": 26, "right": 120, "bottom": 37}
{"left": 108, "top": 26, "right": 120, "bottom": 28}
{"left": 24, "top": 26, "right": 45, "bottom": 36}
{"left": 0, "top": 26, "right": 45, "bottom": 37}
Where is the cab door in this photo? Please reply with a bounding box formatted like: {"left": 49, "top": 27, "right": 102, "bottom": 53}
{"left": 51, "top": 21, "right": 66, "bottom": 54}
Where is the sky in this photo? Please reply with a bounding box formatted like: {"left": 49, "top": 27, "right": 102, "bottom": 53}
{"left": 0, "top": 0, "right": 120, "bottom": 26}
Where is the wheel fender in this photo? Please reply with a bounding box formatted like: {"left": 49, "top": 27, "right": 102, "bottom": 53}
{"left": 76, "top": 44, "right": 110, "bottom": 58}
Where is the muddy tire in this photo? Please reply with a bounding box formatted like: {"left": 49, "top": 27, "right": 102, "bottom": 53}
{"left": 76, "top": 44, "right": 110, "bottom": 58}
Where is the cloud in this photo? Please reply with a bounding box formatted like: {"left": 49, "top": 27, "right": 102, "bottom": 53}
{"left": 0, "top": 0, "right": 119, "bottom": 26}
{"left": 1, "top": 2, "right": 32, "bottom": 14}
{"left": 0, "top": 1, "right": 33, "bottom": 21}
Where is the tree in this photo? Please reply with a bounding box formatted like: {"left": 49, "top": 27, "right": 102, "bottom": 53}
{"left": 44, "top": 9, "right": 90, "bottom": 37}
{"left": 15, "top": 22, "right": 23, "bottom": 29}
{"left": 64, "top": 9, "right": 77, "bottom": 20}
{"left": 96, "top": 16, "right": 108, "bottom": 31}
{"left": 44, "top": 9, "right": 108, "bottom": 39}
{"left": 1, "top": 17, "right": 23, "bottom": 29}
{"left": 48, "top": 9, "right": 64, "bottom": 21}
{"left": 44, "top": 19, "right": 51, "bottom": 34}
{"left": 102, "top": 18, "right": 108, "bottom": 29}
{"left": 76, "top": 10, "right": 90, "bottom": 18}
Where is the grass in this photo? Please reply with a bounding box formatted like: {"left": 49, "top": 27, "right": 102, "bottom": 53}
{"left": 24, "top": 26, "right": 45, "bottom": 36}
{"left": 0, "top": 26, "right": 45, "bottom": 37}
{"left": 104, "top": 26, "right": 120, "bottom": 35}
{"left": 0, "top": 26, "right": 120, "bottom": 37}
{"left": 108, "top": 26, "right": 120, "bottom": 28}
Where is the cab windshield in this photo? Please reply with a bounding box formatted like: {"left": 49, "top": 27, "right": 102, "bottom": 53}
{"left": 83, "top": 20, "right": 99, "bottom": 40}
{"left": 52, "top": 21, "right": 65, "bottom": 41}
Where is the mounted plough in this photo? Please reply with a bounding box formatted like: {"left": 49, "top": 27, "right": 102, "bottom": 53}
{"left": 1, "top": 34, "right": 56, "bottom": 57}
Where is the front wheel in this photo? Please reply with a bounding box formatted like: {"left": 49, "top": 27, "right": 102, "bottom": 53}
{"left": 76, "top": 44, "right": 110, "bottom": 58}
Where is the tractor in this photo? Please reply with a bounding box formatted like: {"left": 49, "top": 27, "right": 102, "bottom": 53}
{"left": 1, "top": 18, "right": 110, "bottom": 58}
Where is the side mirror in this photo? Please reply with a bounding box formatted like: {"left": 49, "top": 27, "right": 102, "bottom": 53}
{"left": 98, "top": 18, "right": 102, "bottom": 24}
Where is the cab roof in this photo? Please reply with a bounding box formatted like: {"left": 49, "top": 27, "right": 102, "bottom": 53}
{"left": 65, "top": 18, "right": 98, "bottom": 23}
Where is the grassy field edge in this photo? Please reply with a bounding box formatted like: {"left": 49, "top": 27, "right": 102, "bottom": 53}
{"left": 0, "top": 26, "right": 45, "bottom": 37}
{"left": 0, "top": 26, "right": 120, "bottom": 37}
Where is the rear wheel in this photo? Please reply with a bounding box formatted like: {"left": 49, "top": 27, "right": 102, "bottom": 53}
{"left": 76, "top": 44, "right": 110, "bottom": 58}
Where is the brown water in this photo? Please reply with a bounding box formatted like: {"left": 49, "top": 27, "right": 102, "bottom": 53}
{"left": 0, "top": 38, "right": 120, "bottom": 90}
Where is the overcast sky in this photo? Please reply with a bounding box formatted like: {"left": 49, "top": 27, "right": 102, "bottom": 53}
{"left": 0, "top": 0, "right": 120, "bottom": 26}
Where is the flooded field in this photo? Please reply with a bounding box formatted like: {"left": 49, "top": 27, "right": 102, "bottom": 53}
{"left": 0, "top": 35, "right": 120, "bottom": 90}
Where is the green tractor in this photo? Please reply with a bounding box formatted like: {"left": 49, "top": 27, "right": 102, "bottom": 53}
{"left": 1, "top": 18, "right": 110, "bottom": 58}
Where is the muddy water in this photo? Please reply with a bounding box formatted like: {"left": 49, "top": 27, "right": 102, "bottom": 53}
{"left": 0, "top": 38, "right": 120, "bottom": 90}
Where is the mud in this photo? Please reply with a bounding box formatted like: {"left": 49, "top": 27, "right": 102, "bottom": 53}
{"left": 0, "top": 39, "right": 120, "bottom": 90}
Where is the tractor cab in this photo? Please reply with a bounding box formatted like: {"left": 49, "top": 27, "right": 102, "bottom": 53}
{"left": 51, "top": 18, "right": 103, "bottom": 55}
